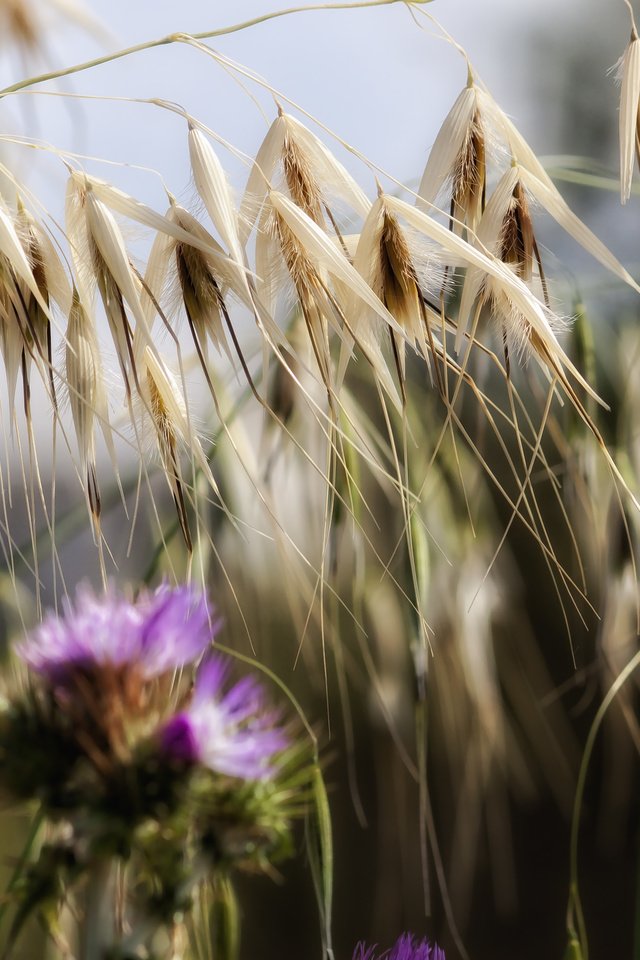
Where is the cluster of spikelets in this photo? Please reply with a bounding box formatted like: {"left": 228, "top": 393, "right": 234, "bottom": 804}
{"left": 0, "top": 583, "right": 311, "bottom": 957}
{"left": 2, "top": 37, "right": 640, "bottom": 574}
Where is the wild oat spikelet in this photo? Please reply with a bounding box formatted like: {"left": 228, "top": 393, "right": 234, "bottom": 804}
{"left": 469, "top": 83, "right": 640, "bottom": 301}
{"left": 348, "top": 189, "right": 445, "bottom": 397}
{"left": 142, "top": 200, "right": 263, "bottom": 399}
{"left": 250, "top": 124, "right": 335, "bottom": 394}
{"left": 269, "top": 197, "right": 334, "bottom": 391}
{"left": 0, "top": 199, "right": 56, "bottom": 419}
{"left": 458, "top": 166, "right": 550, "bottom": 361}
{"left": 66, "top": 173, "right": 157, "bottom": 401}
{"left": 281, "top": 116, "right": 325, "bottom": 226}
{"left": 134, "top": 338, "right": 232, "bottom": 549}
{"left": 0, "top": 253, "right": 27, "bottom": 416}
{"left": 241, "top": 109, "right": 369, "bottom": 247}
{"left": 65, "top": 288, "right": 108, "bottom": 524}
{"left": 174, "top": 212, "right": 235, "bottom": 367}
{"left": 188, "top": 125, "right": 247, "bottom": 271}
{"left": 16, "top": 202, "right": 71, "bottom": 409}
{"left": 379, "top": 194, "right": 603, "bottom": 403}
{"left": 617, "top": 7, "right": 640, "bottom": 204}
{"left": 239, "top": 110, "right": 372, "bottom": 395}
{"left": 418, "top": 80, "right": 487, "bottom": 233}
{"left": 143, "top": 353, "right": 193, "bottom": 552}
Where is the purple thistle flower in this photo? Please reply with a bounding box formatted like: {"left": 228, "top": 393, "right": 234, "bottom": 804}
{"left": 160, "top": 656, "right": 288, "bottom": 780}
{"left": 353, "top": 934, "right": 445, "bottom": 960}
{"left": 18, "top": 582, "right": 218, "bottom": 682}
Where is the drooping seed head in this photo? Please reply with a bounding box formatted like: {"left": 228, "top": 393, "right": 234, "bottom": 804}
{"left": 418, "top": 83, "right": 487, "bottom": 232}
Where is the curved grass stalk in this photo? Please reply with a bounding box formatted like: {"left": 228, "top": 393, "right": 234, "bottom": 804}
{"left": 0, "top": 808, "right": 44, "bottom": 934}
{"left": 567, "top": 646, "right": 640, "bottom": 959}
{"left": 217, "top": 644, "right": 334, "bottom": 960}
{"left": 415, "top": 698, "right": 472, "bottom": 960}
{"left": 0, "top": 1, "right": 432, "bottom": 100}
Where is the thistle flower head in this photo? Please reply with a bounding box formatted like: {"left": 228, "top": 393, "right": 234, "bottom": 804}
{"left": 353, "top": 933, "right": 445, "bottom": 960}
{"left": 18, "top": 582, "right": 216, "bottom": 682}
{"left": 161, "top": 656, "right": 288, "bottom": 780}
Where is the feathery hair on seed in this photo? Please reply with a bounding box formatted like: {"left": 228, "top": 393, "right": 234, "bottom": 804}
{"left": 498, "top": 178, "right": 540, "bottom": 290}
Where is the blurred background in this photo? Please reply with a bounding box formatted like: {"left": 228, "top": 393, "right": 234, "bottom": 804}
{"left": 0, "top": 1, "right": 639, "bottom": 959}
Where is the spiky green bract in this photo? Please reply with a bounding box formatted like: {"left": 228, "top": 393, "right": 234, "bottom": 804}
{"left": 123, "top": 740, "right": 314, "bottom": 926}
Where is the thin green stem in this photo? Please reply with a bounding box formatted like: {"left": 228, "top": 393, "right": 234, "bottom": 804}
{"left": 567, "top": 647, "right": 640, "bottom": 959}
{"left": 0, "top": 808, "right": 44, "bottom": 931}
{"left": 80, "top": 859, "right": 116, "bottom": 960}
{"left": 0, "top": 0, "right": 430, "bottom": 99}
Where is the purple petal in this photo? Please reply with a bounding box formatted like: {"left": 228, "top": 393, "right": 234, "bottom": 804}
{"left": 353, "top": 936, "right": 445, "bottom": 960}
{"left": 160, "top": 714, "right": 200, "bottom": 764}
{"left": 17, "top": 582, "right": 217, "bottom": 682}
{"left": 192, "top": 656, "right": 229, "bottom": 703}
{"left": 159, "top": 655, "right": 288, "bottom": 780}
{"left": 138, "top": 584, "right": 219, "bottom": 677}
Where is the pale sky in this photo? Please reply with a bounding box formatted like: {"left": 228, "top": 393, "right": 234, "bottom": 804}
{"left": 1, "top": 0, "right": 627, "bottom": 215}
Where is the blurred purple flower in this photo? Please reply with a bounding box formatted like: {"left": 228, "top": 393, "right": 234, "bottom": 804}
{"left": 18, "top": 582, "right": 217, "bottom": 681}
{"left": 353, "top": 934, "right": 445, "bottom": 960}
{"left": 160, "top": 656, "right": 288, "bottom": 780}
